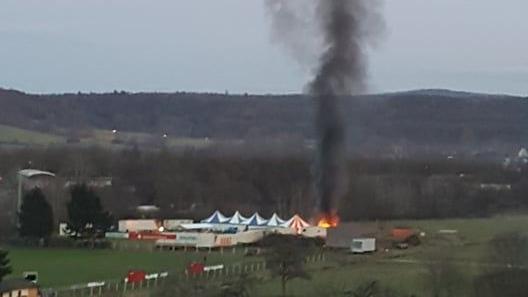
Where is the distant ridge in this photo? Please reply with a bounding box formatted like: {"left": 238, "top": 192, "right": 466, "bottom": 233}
{"left": 0, "top": 87, "right": 523, "bottom": 98}
{"left": 383, "top": 89, "right": 517, "bottom": 98}
{"left": 0, "top": 87, "right": 526, "bottom": 156}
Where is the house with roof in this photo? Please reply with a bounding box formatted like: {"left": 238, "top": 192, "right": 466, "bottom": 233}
{"left": 0, "top": 279, "right": 40, "bottom": 297}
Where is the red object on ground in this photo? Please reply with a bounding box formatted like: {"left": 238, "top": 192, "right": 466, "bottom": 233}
{"left": 187, "top": 262, "right": 205, "bottom": 276}
{"left": 127, "top": 270, "right": 146, "bottom": 283}
{"left": 391, "top": 228, "right": 415, "bottom": 241}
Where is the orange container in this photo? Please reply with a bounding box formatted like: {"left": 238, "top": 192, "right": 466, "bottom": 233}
{"left": 391, "top": 228, "right": 414, "bottom": 241}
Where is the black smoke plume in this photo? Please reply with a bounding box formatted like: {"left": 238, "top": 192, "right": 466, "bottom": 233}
{"left": 266, "top": 0, "right": 383, "bottom": 216}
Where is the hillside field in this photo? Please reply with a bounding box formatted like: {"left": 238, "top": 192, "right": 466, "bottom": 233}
{"left": 0, "top": 125, "right": 214, "bottom": 149}
{"left": 0, "top": 124, "right": 65, "bottom": 145}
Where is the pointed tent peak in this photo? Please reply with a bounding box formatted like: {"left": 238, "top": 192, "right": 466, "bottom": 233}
{"left": 283, "top": 214, "right": 310, "bottom": 228}
{"left": 283, "top": 214, "right": 311, "bottom": 234}
{"left": 201, "top": 210, "right": 229, "bottom": 224}
{"left": 253, "top": 212, "right": 268, "bottom": 224}
{"left": 242, "top": 212, "right": 268, "bottom": 226}
{"left": 267, "top": 213, "right": 286, "bottom": 226}
{"left": 228, "top": 211, "right": 249, "bottom": 225}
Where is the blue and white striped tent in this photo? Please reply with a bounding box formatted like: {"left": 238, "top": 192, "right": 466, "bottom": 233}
{"left": 266, "top": 213, "right": 287, "bottom": 226}
{"left": 202, "top": 211, "right": 308, "bottom": 230}
{"left": 242, "top": 212, "right": 268, "bottom": 226}
{"left": 227, "top": 211, "right": 249, "bottom": 224}
{"left": 201, "top": 210, "right": 230, "bottom": 224}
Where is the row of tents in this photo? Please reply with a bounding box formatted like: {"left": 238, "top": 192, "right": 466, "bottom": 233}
{"left": 201, "top": 210, "right": 311, "bottom": 233}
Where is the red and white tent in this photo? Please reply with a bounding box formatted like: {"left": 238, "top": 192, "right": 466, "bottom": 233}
{"left": 282, "top": 214, "right": 310, "bottom": 234}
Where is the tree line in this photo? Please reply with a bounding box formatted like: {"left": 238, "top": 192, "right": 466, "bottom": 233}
{"left": 16, "top": 185, "right": 111, "bottom": 245}
{"left": 0, "top": 146, "right": 527, "bottom": 238}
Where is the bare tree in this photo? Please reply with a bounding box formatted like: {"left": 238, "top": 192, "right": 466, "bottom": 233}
{"left": 262, "top": 235, "right": 313, "bottom": 297}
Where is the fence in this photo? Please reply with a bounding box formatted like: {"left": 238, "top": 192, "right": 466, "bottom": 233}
{"left": 41, "top": 253, "right": 325, "bottom": 297}
{"left": 42, "top": 273, "right": 169, "bottom": 297}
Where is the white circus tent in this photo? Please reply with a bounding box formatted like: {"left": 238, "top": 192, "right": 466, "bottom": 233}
{"left": 266, "top": 213, "right": 287, "bottom": 226}
{"left": 201, "top": 211, "right": 312, "bottom": 234}
{"left": 282, "top": 214, "right": 310, "bottom": 234}
{"left": 227, "top": 211, "right": 249, "bottom": 225}
{"left": 242, "top": 212, "right": 268, "bottom": 226}
{"left": 201, "top": 210, "right": 230, "bottom": 224}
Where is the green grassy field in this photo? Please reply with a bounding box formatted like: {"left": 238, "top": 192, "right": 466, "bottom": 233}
{"left": 7, "top": 248, "right": 245, "bottom": 288}
{"left": 4, "top": 215, "right": 527, "bottom": 295}
{"left": 249, "top": 215, "right": 528, "bottom": 297}
{"left": 0, "top": 125, "right": 65, "bottom": 145}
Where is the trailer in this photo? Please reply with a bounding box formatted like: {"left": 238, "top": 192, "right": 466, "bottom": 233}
{"left": 351, "top": 238, "right": 376, "bottom": 254}
{"left": 118, "top": 220, "right": 161, "bottom": 232}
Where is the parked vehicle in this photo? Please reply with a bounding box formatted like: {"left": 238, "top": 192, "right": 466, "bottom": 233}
{"left": 351, "top": 238, "right": 376, "bottom": 254}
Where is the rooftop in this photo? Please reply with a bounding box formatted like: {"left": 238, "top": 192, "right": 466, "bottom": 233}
{"left": 0, "top": 279, "right": 38, "bottom": 293}
{"left": 18, "top": 169, "right": 55, "bottom": 178}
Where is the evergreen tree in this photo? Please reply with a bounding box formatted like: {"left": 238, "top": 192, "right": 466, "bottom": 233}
{"left": 18, "top": 188, "right": 54, "bottom": 241}
{"left": 0, "top": 249, "right": 12, "bottom": 282}
{"left": 66, "top": 184, "right": 112, "bottom": 239}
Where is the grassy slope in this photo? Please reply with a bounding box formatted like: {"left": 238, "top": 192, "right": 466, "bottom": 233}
{"left": 0, "top": 125, "right": 64, "bottom": 145}
{"left": 89, "top": 129, "right": 213, "bottom": 148}
{"left": 0, "top": 125, "right": 213, "bottom": 148}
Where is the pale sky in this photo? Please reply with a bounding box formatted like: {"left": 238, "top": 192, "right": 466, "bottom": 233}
{"left": 1, "top": 0, "right": 527, "bottom": 96}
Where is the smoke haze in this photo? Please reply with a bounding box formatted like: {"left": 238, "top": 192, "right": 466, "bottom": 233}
{"left": 266, "top": 0, "right": 384, "bottom": 215}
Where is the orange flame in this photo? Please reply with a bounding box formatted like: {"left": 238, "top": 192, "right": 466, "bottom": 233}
{"left": 317, "top": 214, "right": 340, "bottom": 229}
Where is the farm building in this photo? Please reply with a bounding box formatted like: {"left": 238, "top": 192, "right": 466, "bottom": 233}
{"left": 0, "top": 279, "right": 39, "bottom": 297}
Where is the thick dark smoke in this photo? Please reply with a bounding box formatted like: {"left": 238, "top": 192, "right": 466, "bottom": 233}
{"left": 266, "top": 0, "right": 383, "bottom": 216}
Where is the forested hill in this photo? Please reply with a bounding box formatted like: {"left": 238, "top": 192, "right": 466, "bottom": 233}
{"left": 0, "top": 88, "right": 526, "bottom": 156}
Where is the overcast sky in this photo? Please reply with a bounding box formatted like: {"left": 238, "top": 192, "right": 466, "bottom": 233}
{"left": 1, "top": 0, "right": 527, "bottom": 95}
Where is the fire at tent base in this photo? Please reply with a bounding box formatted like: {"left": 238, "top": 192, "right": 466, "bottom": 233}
{"left": 317, "top": 213, "right": 340, "bottom": 229}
